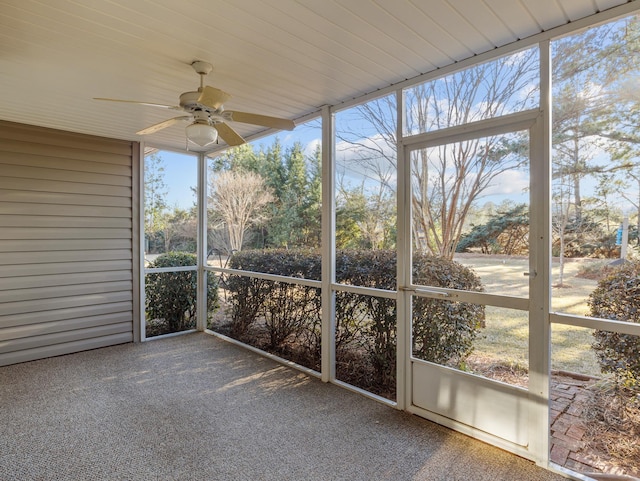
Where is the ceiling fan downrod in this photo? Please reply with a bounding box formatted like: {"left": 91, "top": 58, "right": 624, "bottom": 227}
{"left": 191, "top": 60, "right": 213, "bottom": 92}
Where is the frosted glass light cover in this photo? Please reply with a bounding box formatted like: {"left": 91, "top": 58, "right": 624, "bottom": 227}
{"left": 186, "top": 122, "right": 217, "bottom": 146}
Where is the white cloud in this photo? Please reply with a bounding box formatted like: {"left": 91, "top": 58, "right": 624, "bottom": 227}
{"left": 482, "top": 169, "right": 529, "bottom": 198}
{"left": 335, "top": 134, "right": 397, "bottom": 192}
{"left": 304, "top": 138, "right": 321, "bottom": 157}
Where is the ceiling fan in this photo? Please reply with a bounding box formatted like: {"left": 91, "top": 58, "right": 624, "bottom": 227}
{"left": 94, "top": 60, "right": 295, "bottom": 148}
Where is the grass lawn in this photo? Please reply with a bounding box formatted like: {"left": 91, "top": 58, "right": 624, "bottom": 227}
{"left": 454, "top": 254, "right": 602, "bottom": 378}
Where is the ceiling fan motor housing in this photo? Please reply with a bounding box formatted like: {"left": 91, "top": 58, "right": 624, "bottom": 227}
{"left": 179, "top": 91, "right": 212, "bottom": 113}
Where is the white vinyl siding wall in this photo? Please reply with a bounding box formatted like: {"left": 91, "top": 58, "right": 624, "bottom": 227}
{"left": 0, "top": 121, "right": 138, "bottom": 366}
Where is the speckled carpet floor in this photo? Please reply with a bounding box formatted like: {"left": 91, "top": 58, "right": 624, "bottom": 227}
{"left": 0, "top": 332, "right": 570, "bottom": 481}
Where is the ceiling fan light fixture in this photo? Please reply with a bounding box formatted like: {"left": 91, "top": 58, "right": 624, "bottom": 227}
{"left": 95, "top": 60, "right": 294, "bottom": 147}
{"left": 185, "top": 120, "right": 217, "bottom": 147}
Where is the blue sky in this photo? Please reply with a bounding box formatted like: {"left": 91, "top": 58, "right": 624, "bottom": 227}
{"left": 150, "top": 103, "right": 637, "bottom": 225}
{"left": 154, "top": 151, "right": 197, "bottom": 210}
{"left": 151, "top": 119, "right": 322, "bottom": 209}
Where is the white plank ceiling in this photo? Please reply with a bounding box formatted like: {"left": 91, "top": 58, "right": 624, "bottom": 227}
{"left": 0, "top": 0, "right": 635, "bottom": 152}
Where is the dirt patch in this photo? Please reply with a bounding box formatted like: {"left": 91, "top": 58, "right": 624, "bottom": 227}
{"left": 465, "top": 353, "right": 529, "bottom": 387}
{"left": 575, "top": 261, "right": 617, "bottom": 281}
{"left": 582, "top": 380, "right": 640, "bottom": 477}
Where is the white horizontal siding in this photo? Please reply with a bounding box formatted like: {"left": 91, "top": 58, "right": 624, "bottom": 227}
{"left": 0, "top": 227, "right": 132, "bottom": 240}
{"left": 0, "top": 251, "right": 131, "bottom": 266}
{"left": 0, "top": 259, "right": 132, "bottom": 278}
{"left": 0, "top": 322, "right": 132, "bottom": 354}
{"left": 0, "top": 280, "right": 133, "bottom": 304}
{"left": 0, "top": 312, "right": 132, "bottom": 342}
{"left": 0, "top": 239, "right": 131, "bottom": 252}
{"left": 0, "top": 164, "right": 131, "bottom": 187}
{"left": 0, "top": 333, "right": 133, "bottom": 366}
{"left": 0, "top": 150, "right": 132, "bottom": 176}
{"left": 0, "top": 215, "right": 131, "bottom": 228}
{"left": 0, "top": 202, "right": 131, "bottom": 218}
{"left": 0, "top": 270, "right": 132, "bottom": 291}
{"left": 0, "top": 176, "right": 131, "bottom": 197}
{"left": 0, "top": 190, "right": 132, "bottom": 207}
{"left": 0, "top": 123, "right": 133, "bottom": 157}
{"left": 0, "top": 121, "right": 136, "bottom": 366}
{"left": 0, "top": 292, "right": 133, "bottom": 317}
{"left": 1, "top": 302, "right": 133, "bottom": 329}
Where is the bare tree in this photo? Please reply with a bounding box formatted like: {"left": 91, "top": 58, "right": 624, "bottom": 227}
{"left": 552, "top": 177, "right": 574, "bottom": 287}
{"left": 411, "top": 134, "right": 530, "bottom": 259}
{"left": 160, "top": 206, "right": 197, "bottom": 253}
{"left": 143, "top": 153, "right": 169, "bottom": 253}
{"left": 337, "top": 49, "right": 537, "bottom": 259}
{"left": 208, "top": 170, "right": 273, "bottom": 253}
{"left": 144, "top": 153, "right": 168, "bottom": 233}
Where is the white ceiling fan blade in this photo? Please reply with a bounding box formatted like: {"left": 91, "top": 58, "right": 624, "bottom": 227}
{"left": 214, "top": 122, "right": 245, "bottom": 146}
{"left": 94, "top": 98, "right": 182, "bottom": 110}
{"left": 136, "top": 116, "right": 191, "bottom": 135}
{"left": 225, "top": 110, "right": 295, "bottom": 131}
{"left": 197, "top": 86, "right": 232, "bottom": 110}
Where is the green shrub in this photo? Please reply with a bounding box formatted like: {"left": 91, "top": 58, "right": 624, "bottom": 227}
{"left": 589, "top": 261, "right": 640, "bottom": 386}
{"left": 223, "top": 249, "right": 484, "bottom": 393}
{"left": 145, "top": 252, "right": 218, "bottom": 336}
{"left": 333, "top": 250, "right": 398, "bottom": 389}
{"left": 226, "top": 250, "right": 321, "bottom": 351}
